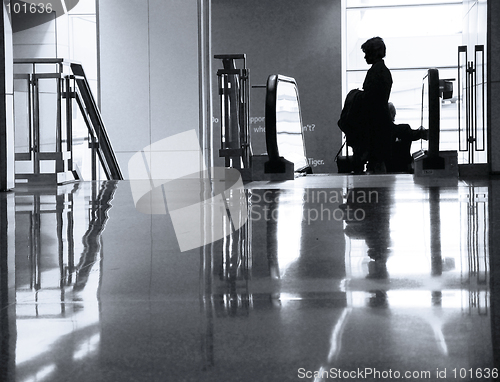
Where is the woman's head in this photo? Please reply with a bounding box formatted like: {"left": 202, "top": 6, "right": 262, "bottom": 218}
{"left": 388, "top": 102, "right": 396, "bottom": 121}
{"left": 361, "top": 37, "right": 386, "bottom": 64}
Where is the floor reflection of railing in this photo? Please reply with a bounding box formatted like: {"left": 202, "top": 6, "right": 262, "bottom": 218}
{"left": 15, "top": 184, "right": 80, "bottom": 318}
{"left": 461, "top": 186, "right": 489, "bottom": 315}
{"left": 200, "top": 190, "right": 253, "bottom": 369}
{"left": 201, "top": 189, "right": 289, "bottom": 370}
{"left": 74, "top": 182, "right": 117, "bottom": 293}
{"left": 215, "top": 190, "right": 253, "bottom": 318}
{"left": 13, "top": 182, "right": 117, "bottom": 382}
{"left": 15, "top": 182, "right": 117, "bottom": 315}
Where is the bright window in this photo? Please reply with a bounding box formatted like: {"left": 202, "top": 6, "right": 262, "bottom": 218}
{"left": 344, "top": 1, "right": 466, "bottom": 159}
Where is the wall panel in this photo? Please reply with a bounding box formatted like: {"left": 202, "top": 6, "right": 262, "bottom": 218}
{"left": 98, "top": 2, "right": 151, "bottom": 163}
{"left": 98, "top": 0, "right": 201, "bottom": 179}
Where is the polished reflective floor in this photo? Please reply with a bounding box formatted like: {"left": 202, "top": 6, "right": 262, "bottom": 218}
{"left": 1, "top": 174, "right": 500, "bottom": 381}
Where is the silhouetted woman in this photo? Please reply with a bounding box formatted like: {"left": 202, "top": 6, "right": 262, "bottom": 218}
{"left": 358, "top": 37, "right": 393, "bottom": 173}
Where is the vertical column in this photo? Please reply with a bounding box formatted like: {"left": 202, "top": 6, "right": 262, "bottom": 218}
{"left": 0, "top": 0, "right": 15, "bottom": 191}
{"left": 488, "top": 0, "right": 500, "bottom": 173}
{"left": 489, "top": 0, "right": 500, "bottom": 363}
{"left": 489, "top": 181, "right": 500, "bottom": 369}
{"left": 198, "top": 0, "right": 212, "bottom": 170}
{"left": 0, "top": 4, "right": 17, "bottom": 373}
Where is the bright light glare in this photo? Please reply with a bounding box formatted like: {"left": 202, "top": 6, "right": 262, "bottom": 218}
{"left": 277, "top": 190, "right": 304, "bottom": 278}
{"left": 354, "top": 5, "right": 462, "bottom": 38}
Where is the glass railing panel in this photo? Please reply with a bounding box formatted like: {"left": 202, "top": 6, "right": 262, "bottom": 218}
{"left": 275, "top": 80, "right": 308, "bottom": 171}
{"left": 14, "top": 78, "right": 31, "bottom": 156}
{"left": 37, "top": 80, "right": 58, "bottom": 153}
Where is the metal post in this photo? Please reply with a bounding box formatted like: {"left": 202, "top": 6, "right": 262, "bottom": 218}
{"left": 65, "top": 77, "right": 73, "bottom": 171}
{"left": 56, "top": 74, "right": 62, "bottom": 153}
{"left": 467, "top": 61, "right": 474, "bottom": 163}
{"left": 458, "top": 46, "right": 467, "bottom": 152}
{"left": 428, "top": 68, "right": 440, "bottom": 157}
{"left": 475, "top": 45, "right": 485, "bottom": 153}
{"left": 33, "top": 76, "right": 40, "bottom": 175}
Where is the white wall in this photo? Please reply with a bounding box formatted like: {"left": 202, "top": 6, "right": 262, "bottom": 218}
{"left": 98, "top": 0, "right": 201, "bottom": 180}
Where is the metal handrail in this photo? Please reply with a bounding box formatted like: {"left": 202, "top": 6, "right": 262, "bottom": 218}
{"left": 70, "top": 63, "right": 123, "bottom": 180}
{"left": 13, "top": 58, "right": 122, "bottom": 181}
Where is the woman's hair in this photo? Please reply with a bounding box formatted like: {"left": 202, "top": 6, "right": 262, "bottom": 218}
{"left": 388, "top": 102, "right": 396, "bottom": 121}
{"left": 361, "top": 37, "right": 386, "bottom": 59}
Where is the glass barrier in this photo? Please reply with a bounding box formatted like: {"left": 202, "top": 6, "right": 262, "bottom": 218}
{"left": 266, "top": 75, "right": 308, "bottom": 172}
